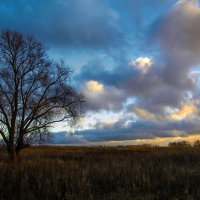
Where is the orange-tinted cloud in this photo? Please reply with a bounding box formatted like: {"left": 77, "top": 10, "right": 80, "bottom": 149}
{"left": 170, "top": 103, "right": 197, "bottom": 120}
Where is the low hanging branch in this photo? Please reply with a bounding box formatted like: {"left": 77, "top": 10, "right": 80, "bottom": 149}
{"left": 0, "top": 30, "right": 85, "bottom": 160}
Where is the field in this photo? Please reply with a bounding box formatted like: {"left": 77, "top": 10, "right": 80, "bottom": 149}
{"left": 0, "top": 145, "right": 200, "bottom": 200}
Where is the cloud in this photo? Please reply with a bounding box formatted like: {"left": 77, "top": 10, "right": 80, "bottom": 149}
{"left": 160, "top": 0, "right": 200, "bottom": 55}
{"left": 77, "top": 51, "right": 193, "bottom": 114}
{"left": 157, "top": 0, "right": 200, "bottom": 89}
{"left": 169, "top": 103, "right": 198, "bottom": 120}
{"left": 3, "top": 0, "right": 200, "bottom": 145}
{"left": 86, "top": 80, "right": 104, "bottom": 92}
{"left": 51, "top": 113, "right": 200, "bottom": 144}
{"left": 133, "top": 103, "right": 198, "bottom": 122}
{"left": 129, "top": 57, "right": 153, "bottom": 74}
{"left": 52, "top": 131, "right": 89, "bottom": 145}
{"left": 76, "top": 115, "right": 200, "bottom": 143}
{"left": 130, "top": 0, "right": 200, "bottom": 113}
{"left": 134, "top": 108, "right": 156, "bottom": 120}
{"left": 83, "top": 80, "right": 126, "bottom": 111}
{"left": 52, "top": 0, "right": 200, "bottom": 144}
{"left": 0, "top": 0, "right": 124, "bottom": 49}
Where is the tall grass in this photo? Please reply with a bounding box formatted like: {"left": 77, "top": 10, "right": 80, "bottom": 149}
{"left": 0, "top": 145, "right": 200, "bottom": 200}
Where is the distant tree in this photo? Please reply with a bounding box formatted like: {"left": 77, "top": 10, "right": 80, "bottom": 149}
{"left": 193, "top": 140, "right": 200, "bottom": 148}
{"left": 168, "top": 140, "right": 191, "bottom": 148}
{"left": 0, "top": 30, "right": 85, "bottom": 160}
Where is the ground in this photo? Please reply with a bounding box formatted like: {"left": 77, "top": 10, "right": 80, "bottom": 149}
{"left": 0, "top": 145, "right": 200, "bottom": 200}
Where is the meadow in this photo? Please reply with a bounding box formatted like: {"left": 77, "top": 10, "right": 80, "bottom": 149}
{"left": 0, "top": 144, "right": 200, "bottom": 200}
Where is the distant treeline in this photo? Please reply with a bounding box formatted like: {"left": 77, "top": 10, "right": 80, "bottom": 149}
{"left": 168, "top": 140, "right": 200, "bottom": 147}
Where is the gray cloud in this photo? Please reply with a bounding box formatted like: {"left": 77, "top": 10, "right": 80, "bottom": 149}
{"left": 77, "top": 0, "right": 200, "bottom": 114}
{"left": 157, "top": 0, "right": 200, "bottom": 87}
{"left": 2, "top": 0, "right": 200, "bottom": 144}
{"left": 51, "top": 116, "right": 200, "bottom": 144}
{"left": 80, "top": 116, "right": 200, "bottom": 142}
{"left": 52, "top": 131, "right": 89, "bottom": 145}
{"left": 84, "top": 86, "right": 126, "bottom": 111}
{"left": 77, "top": 53, "right": 191, "bottom": 113}
{"left": 0, "top": 0, "right": 124, "bottom": 49}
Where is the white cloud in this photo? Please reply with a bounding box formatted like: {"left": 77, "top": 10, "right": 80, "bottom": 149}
{"left": 129, "top": 57, "right": 153, "bottom": 74}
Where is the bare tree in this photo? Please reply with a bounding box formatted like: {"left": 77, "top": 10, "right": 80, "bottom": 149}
{"left": 0, "top": 30, "right": 85, "bottom": 160}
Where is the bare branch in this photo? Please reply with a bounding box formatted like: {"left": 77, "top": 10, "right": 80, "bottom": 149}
{"left": 0, "top": 30, "right": 85, "bottom": 159}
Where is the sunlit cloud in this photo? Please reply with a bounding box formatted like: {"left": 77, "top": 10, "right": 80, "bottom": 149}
{"left": 86, "top": 80, "right": 104, "bottom": 92}
{"left": 129, "top": 57, "right": 152, "bottom": 74}
{"left": 175, "top": 0, "right": 199, "bottom": 13}
{"left": 169, "top": 103, "right": 198, "bottom": 120}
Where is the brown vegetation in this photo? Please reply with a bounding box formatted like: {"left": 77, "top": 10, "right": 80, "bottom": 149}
{"left": 0, "top": 144, "right": 200, "bottom": 199}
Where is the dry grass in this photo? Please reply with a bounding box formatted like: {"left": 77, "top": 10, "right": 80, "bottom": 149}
{"left": 0, "top": 145, "right": 200, "bottom": 200}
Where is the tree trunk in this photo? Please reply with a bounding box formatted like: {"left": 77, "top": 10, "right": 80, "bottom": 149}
{"left": 8, "top": 129, "right": 17, "bottom": 162}
{"left": 10, "top": 150, "right": 16, "bottom": 161}
{"left": 7, "top": 147, "right": 17, "bottom": 162}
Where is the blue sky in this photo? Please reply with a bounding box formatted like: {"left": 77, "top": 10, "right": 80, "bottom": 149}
{"left": 1, "top": 0, "right": 200, "bottom": 145}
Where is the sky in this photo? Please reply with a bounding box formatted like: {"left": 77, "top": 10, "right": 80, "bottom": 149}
{"left": 1, "top": 0, "right": 200, "bottom": 146}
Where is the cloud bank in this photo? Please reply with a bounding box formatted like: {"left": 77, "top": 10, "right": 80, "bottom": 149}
{"left": 1, "top": 0, "right": 200, "bottom": 145}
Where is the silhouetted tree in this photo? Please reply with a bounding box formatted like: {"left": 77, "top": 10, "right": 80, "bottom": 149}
{"left": 194, "top": 140, "right": 200, "bottom": 148}
{"left": 0, "top": 30, "right": 85, "bottom": 160}
{"left": 168, "top": 140, "right": 191, "bottom": 148}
